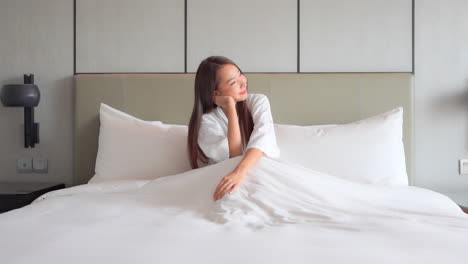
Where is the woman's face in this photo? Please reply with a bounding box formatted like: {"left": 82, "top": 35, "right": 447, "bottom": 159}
{"left": 214, "top": 64, "right": 248, "bottom": 102}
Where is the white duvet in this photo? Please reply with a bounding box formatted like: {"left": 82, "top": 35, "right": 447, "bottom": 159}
{"left": 1, "top": 157, "right": 468, "bottom": 264}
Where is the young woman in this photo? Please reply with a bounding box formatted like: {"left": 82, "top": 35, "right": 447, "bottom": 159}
{"left": 188, "top": 56, "right": 280, "bottom": 201}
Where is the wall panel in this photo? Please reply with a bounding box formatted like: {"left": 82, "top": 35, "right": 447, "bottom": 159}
{"left": 187, "top": 0, "right": 297, "bottom": 72}
{"left": 300, "top": 0, "right": 412, "bottom": 72}
{"left": 76, "top": 0, "right": 184, "bottom": 73}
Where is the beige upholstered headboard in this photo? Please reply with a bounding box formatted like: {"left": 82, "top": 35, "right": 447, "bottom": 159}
{"left": 74, "top": 73, "right": 414, "bottom": 186}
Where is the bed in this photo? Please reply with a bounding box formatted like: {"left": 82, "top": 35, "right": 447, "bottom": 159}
{"left": 1, "top": 73, "right": 468, "bottom": 264}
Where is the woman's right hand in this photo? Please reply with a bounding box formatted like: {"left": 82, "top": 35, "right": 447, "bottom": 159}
{"left": 213, "top": 95, "right": 236, "bottom": 110}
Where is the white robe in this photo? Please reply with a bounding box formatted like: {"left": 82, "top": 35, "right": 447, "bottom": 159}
{"left": 198, "top": 93, "right": 280, "bottom": 164}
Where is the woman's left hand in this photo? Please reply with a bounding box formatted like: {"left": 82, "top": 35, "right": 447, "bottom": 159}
{"left": 213, "top": 169, "right": 247, "bottom": 201}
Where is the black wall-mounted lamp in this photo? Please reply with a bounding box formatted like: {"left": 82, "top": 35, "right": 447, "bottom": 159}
{"left": 0, "top": 74, "right": 40, "bottom": 148}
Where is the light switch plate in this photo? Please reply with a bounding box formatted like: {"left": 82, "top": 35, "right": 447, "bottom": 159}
{"left": 17, "top": 158, "right": 33, "bottom": 173}
{"left": 33, "top": 158, "right": 48, "bottom": 173}
{"left": 460, "top": 159, "right": 468, "bottom": 175}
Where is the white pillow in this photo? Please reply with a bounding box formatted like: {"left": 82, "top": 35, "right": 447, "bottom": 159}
{"left": 93, "top": 104, "right": 407, "bottom": 186}
{"left": 100, "top": 103, "right": 162, "bottom": 125}
{"left": 274, "top": 107, "right": 408, "bottom": 186}
{"left": 89, "top": 104, "right": 191, "bottom": 183}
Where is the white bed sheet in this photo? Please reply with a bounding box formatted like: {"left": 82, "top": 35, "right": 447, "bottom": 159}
{"left": 1, "top": 156, "right": 468, "bottom": 264}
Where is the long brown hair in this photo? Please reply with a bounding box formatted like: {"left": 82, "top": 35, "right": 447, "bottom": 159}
{"left": 188, "top": 56, "right": 254, "bottom": 169}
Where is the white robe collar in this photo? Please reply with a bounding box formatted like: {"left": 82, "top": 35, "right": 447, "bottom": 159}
{"left": 215, "top": 106, "right": 228, "bottom": 123}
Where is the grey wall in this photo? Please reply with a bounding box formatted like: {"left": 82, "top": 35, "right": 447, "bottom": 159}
{"left": 414, "top": 0, "right": 468, "bottom": 193}
{"left": 1, "top": 0, "right": 468, "bottom": 194}
{"left": 0, "top": 0, "right": 74, "bottom": 186}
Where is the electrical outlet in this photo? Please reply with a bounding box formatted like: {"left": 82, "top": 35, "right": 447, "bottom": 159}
{"left": 33, "top": 158, "right": 48, "bottom": 173}
{"left": 17, "top": 158, "right": 33, "bottom": 173}
{"left": 460, "top": 159, "right": 468, "bottom": 175}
